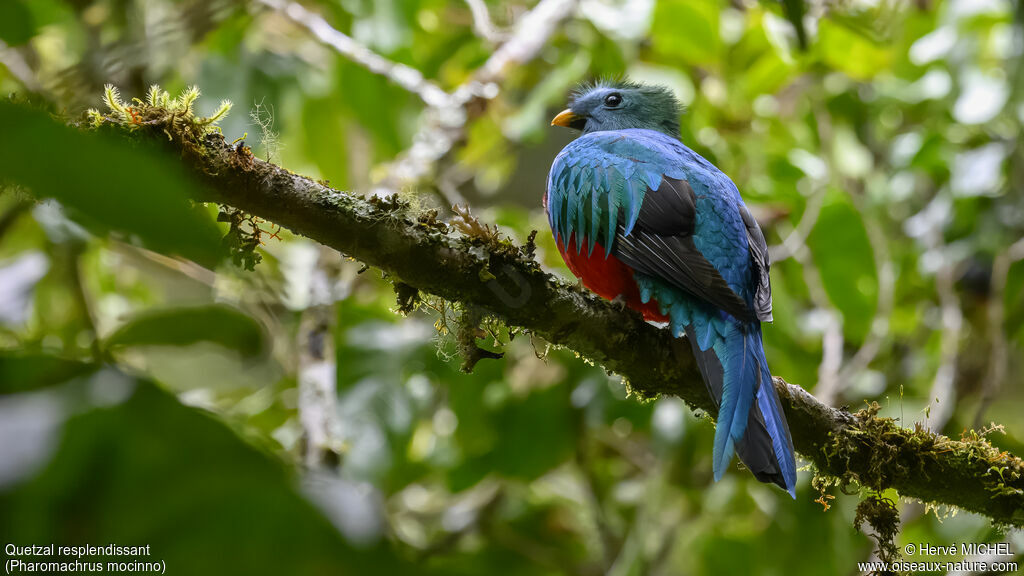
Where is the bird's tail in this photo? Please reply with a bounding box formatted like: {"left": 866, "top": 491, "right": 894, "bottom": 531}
{"left": 685, "top": 322, "right": 797, "bottom": 497}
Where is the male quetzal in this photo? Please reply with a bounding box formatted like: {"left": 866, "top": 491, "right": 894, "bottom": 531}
{"left": 546, "top": 81, "right": 797, "bottom": 496}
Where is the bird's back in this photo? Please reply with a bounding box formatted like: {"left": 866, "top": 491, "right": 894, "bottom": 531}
{"left": 547, "top": 129, "right": 757, "bottom": 309}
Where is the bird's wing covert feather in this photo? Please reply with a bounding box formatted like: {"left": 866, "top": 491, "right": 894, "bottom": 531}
{"left": 738, "top": 203, "right": 773, "bottom": 322}
{"left": 547, "top": 130, "right": 755, "bottom": 322}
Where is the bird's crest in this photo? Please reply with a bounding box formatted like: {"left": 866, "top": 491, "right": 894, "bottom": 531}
{"left": 570, "top": 77, "right": 684, "bottom": 118}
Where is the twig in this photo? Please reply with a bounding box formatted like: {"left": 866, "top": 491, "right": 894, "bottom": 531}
{"left": 836, "top": 188, "right": 894, "bottom": 388}
{"left": 50, "top": 0, "right": 242, "bottom": 109}
{"left": 297, "top": 245, "right": 344, "bottom": 468}
{"left": 575, "top": 429, "right": 620, "bottom": 569}
{"left": 924, "top": 226, "right": 962, "bottom": 433}
{"left": 67, "top": 243, "right": 103, "bottom": 362}
{"left": 974, "top": 237, "right": 1024, "bottom": 427}
{"left": 785, "top": 100, "right": 845, "bottom": 405}
{"left": 114, "top": 243, "right": 218, "bottom": 286}
{"left": 255, "top": 0, "right": 451, "bottom": 108}
{"left": 434, "top": 164, "right": 471, "bottom": 208}
{"left": 415, "top": 484, "right": 505, "bottom": 561}
{"left": 257, "top": 0, "right": 574, "bottom": 197}
{"left": 782, "top": 97, "right": 895, "bottom": 403}
{"left": 769, "top": 97, "right": 832, "bottom": 263}
{"left": 794, "top": 245, "right": 845, "bottom": 406}
{"left": 768, "top": 187, "right": 826, "bottom": 263}
{"left": 0, "top": 40, "right": 40, "bottom": 92}
{"left": 648, "top": 518, "right": 681, "bottom": 576}
{"left": 472, "top": 0, "right": 575, "bottom": 85}
{"left": 593, "top": 428, "right": 657, "bottom": 472}
{"left": 608, "top": 463, "right": 682, "bottom": 576}
{"left": 463, "top": 0, "right": 510, "bottom": 43}
{"left": 0, "top": 199, "right": 31, "bottom": 243}
{"left": 373, "top": 0, "right": 576, "bottom": 195}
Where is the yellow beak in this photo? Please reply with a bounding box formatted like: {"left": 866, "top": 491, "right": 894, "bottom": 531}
{"left": 550, "top": 109, "right": 579, "bottom": 128}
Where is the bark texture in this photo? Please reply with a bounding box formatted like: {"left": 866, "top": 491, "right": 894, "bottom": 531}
{"left": 148, "top": 127, "right": 1024, "bottom": 527}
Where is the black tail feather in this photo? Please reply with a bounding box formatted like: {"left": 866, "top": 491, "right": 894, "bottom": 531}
{"left": 683, "top": 326, "right": 789, "bottom": 491}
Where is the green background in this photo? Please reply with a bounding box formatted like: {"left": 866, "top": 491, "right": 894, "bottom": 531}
{"left": 1, "top": 0, "right": 1023, "bottom": 574}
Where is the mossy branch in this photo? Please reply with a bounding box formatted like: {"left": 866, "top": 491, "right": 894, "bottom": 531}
{"left": 86, "top": 90, "right": 1024, "bottom": 528}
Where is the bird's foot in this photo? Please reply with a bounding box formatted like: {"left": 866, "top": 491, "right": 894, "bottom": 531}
{"left": 610, "top": 294, "right": 629, "bottom": 312}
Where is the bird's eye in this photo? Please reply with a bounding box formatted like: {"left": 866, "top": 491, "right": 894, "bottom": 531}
{"left": 604, "top": 93, "right": 622, "bottom": 107}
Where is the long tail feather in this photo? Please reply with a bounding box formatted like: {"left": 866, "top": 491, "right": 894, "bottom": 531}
{"left": 749, "top": 326, "right": 797, "bottom": 496}
{"left": 713, "top": 323, "right": 758, "bottom": 481}
{"left": 686, "top": 322, "right": 797, "bottom": 495}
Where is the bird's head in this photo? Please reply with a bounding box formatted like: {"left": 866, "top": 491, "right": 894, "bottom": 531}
{"left": 551, "top": 80, "right": 681, "bottom": 138}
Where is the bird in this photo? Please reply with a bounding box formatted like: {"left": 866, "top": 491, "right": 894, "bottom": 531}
{"left": 545, "top": 80, "right": 797, "bottom": 497}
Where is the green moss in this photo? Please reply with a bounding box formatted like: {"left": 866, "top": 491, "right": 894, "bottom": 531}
{"left": 821, "top": 402, "right": 1023, "bottom": 525}
{"left": 854, "top": 494, "right": 903, "bottom": 573}
{"left": 415, "top": 209, "right": 449, "bottom": 233}
{"left": 622, "top": 378, "right": 660, "bottom": 403}
{"left": 86, "top": 84, "right": 277, "bottom": 269}
{"left": 216, "top": 207, "right": 264, "bottom": 270}
{"left": 367, "top": 193, "right": 412, "bottom": 214}
{"left": 393, "top": 281, "right": 421, "bottom": 315}
{"left": 87, "top": 84, "right": 231, "bottom": 152}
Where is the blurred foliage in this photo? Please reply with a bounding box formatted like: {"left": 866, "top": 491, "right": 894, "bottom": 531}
{"left": 2, "top": 0, "right": 1024, "bottom": 574}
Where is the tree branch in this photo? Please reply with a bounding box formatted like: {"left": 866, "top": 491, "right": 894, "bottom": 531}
{"left": 462, "top": 0, "right": 511, "bottom": 43}
{"left": 155, "top": 129, "right": 1024, "bottom": 528}
{"left": 975, "top": 238, "right": 1024, "bottom": 427}
{"left": 258, "top": 0, "right": 576, "bottom": 197}
{"left": 256, "top": 0, "right": 451, "bottom": 108}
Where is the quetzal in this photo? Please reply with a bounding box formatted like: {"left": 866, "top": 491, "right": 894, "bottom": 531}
{"left": 545, "top": 81, "right": 797, "bottom": 496}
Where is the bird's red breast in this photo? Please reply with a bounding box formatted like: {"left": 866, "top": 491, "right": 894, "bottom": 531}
{"left": 555, "top": 234, "right": 669, "bottom": 323}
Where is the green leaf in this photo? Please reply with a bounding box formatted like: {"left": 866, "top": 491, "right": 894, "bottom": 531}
{"left": 300, "top": 96, "right": 350, "bottom": 188}
{"left": 0, "top": 102, "right": 223, "bottom": 267}
{"left": 808, "top": 193, "right": 878, "bottom": 341}
{"left": 744, "top": 52, "right": 796, "bottom": 97}
{"left": 816, "top": 19, "right": 892, "bottom": 80}
{"left": 0, "top": 352, "right": 96, "bottom": 394}
{"left": 104, "top": 304, "right": 266, "bottom": 356}
{"left": 651, "top": 0, "right": 721, "bottom": 65}
{"left": 485, "top": 383, "right": 575, "bottom": 479}
{"left": 0, "top": 380, "right": 419, "bottom": 575}
{"left": 780, "top": 0, "right": 808, "bottom": 50}
{"left": 335, "top": 60, "right": 411, "bottom": 159}
{"left": 0, "top": 0, "right": 35, "bottom": 46}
